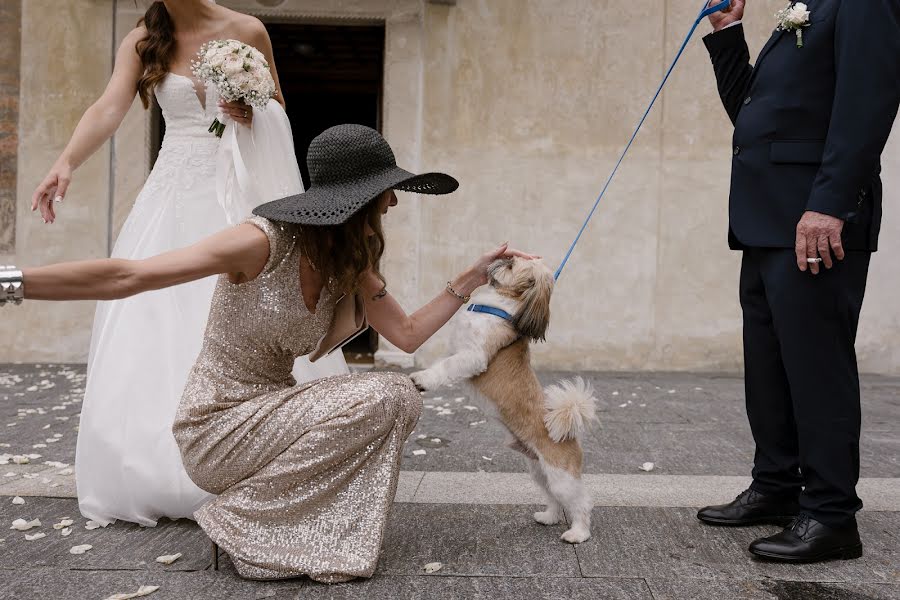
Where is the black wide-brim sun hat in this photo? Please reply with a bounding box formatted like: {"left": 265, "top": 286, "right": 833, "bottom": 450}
{"left": 253, "top": 124, "right": 459, "bottom": 225}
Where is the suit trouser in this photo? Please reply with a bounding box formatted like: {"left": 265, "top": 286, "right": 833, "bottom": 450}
{"left": 740, "top": 248, "right": 870, "bottom": 526}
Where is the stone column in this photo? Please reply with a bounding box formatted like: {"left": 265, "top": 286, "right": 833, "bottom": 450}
{"left": 0, "top": 0, "right": 21, "bottom": 254}
{"left": 2, "top": 0, "right": 114, "bottom": 362}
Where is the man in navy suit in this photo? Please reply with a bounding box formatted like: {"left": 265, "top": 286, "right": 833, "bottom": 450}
{"left": 696, "top": 0, "right": 900, "bottom": 562}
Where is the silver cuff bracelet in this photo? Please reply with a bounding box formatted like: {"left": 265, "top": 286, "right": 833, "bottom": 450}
{"left": 0, "top": 266, "right": 25, "bottom": 306}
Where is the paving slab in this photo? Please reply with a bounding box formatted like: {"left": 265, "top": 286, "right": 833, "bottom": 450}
{"left": 575, "top": 507, "right": 900, "bottom": 584}
{"left": 0, "top": 567, "right": 304, "bottom": 600}
{"left": 0, "top": 497, "right": 211, "bottom": 572}
{"left": 3, "top": 365, "right": 898, "bottom": 477}
{"left": 376, "top": 503, "right": 580, "bottom": 578}
{"left": 301, "top": 575, "right": 653, "bottom": 600}
{"left": 646, "top": 578, "right": 900, "bottom": 600}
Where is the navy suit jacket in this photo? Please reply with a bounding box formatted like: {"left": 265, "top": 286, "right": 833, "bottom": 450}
{"left": 703, "top": 0, "right": 900, "bottom": 251}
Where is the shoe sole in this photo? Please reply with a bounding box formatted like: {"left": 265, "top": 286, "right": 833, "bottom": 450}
{"left": 697, "top": 514, "right": 797, "bottom": 527}
{"left": 750, "top": 544, "right": 864, "bottom": 563}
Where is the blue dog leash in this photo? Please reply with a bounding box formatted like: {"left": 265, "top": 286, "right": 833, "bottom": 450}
{"left": 553, "top": 0, "right": 733, "bottom": 281}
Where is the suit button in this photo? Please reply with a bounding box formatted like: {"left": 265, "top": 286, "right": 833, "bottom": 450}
{"left": 743, "top": 96, "right": 752, "bottom": 105}
{"left": 733, "top": 146, "right": 741, "bottom": 156}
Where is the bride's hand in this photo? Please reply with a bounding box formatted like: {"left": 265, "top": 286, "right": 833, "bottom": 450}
{"left": 218, "top": 100, "right": 253, "bottom": 127}
{"left": 31, "top": 161, "right": 73, "bottom": 224}
{"left": 470, "top": 243, "right": 541, "bottom": 287}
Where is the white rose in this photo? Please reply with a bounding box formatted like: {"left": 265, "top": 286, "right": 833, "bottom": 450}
{"left": 207, "top": 53, "right": 227, "bottom": 69}
{"left": 232, "top": 71, "right": 253, "bottom": 92}
{"left": 223, "top": 56, "right": 245, "bottom": 77}
{"left": 787, "top": 3, "right": 810, "bottom": 24}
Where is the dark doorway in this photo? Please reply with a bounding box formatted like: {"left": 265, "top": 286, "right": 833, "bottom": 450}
{"left": 268, "top": 23, "right": 385, "bottom": 189}
{"left": 269, "top": 22, "right": 386, "bottom": 361}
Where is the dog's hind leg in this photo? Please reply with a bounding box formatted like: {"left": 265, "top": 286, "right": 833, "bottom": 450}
{"left": 527, "top": 457, "right": 563, "bottom": 525}
{"left": 542, "top": 462, "right": 592, "bottom": 543}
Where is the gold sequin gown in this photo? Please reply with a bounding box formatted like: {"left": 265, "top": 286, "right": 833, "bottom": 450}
{"left": 172, "top": 216, "right": 421, "bottom": 582}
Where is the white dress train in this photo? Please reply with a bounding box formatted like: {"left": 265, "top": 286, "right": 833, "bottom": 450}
{"left": 75, "top": 74, "right": 348, "bottom": 527}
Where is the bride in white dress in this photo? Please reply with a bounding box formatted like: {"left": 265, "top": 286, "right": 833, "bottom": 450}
{"left": 31, "top": 0, "right": 347, "bottom": 526}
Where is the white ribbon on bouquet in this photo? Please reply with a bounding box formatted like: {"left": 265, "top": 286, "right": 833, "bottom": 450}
{"left": 214, "top": 99, "right": 303, "bottom": 225}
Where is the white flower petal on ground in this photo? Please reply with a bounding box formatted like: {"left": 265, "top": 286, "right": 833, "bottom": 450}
{"left": 423, "top": 562, "right": 443, "bottom": 573}
{"left": 412, "top": 449, "right": 427, "bottom": 456}
{"left": 61, "top": 528, "right": 72, "bottom": 537}
{"left": 10, "top": 518, "right": 41, "bottom": 531}
{"left": 11, "top": 496, "right": 24, "bottom": 505}
{"left": 25, "top": 453, "right": 41, "bottom": 460}
{"left": 416, "top": 434, "right": 427, "bottom": 439}
{"left": 469, "top": 420, "right": 486, "bottom": 427}
{"left": 104, "top": 585, "right": 161, "bottom": 600}
{"left": 58, "top": 468, "right": 74, "bottom": 476}
{"left": 155, "top": 553, "right": 183, "bottom": 565}
{"left": 463, "top": 406, "right": 478, "bottom": 411}
{"left": 618, "top": 403, "right": 628, "bottom": 408}
{"left": 639, "top": 462, "right": 655, "bottom": 472}
{"left": 53, "top": 519, "right": 74, "bottom": 530}
{"left": 4, "top": 472, "right": 16, "bottom": 478}
{"left": 25, "top": 532, "right": 46, "bottom": 541}
{"left": 11, "top": 456, "right": 29, "bottom": 465}
{"left": 32, "top": 444, "right": 47, "bottom": 449}
{"left": 85, "top": 521, "right": 102, "bottom": 530}
{"left": 482, "top": 456, "right": 493, "bottom": 462}
{"left": 69, "top": 544, "right": 93, "bottom": 555}
{"left": 430, "top": 438, "right": 441, "bottom": 443}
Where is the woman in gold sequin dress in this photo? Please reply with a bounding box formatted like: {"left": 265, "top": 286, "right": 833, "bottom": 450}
{"left": 14, "top": 125, "right": 535, "bottom": 582}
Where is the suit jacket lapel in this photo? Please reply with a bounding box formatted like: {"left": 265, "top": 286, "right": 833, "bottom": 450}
{"left": 750, "top": 29, "right": 786, "bottom": 85}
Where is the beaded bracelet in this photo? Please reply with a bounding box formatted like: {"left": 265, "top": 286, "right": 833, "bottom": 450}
{"left": 445, "top": 281, "right": 470, "bottom": 303}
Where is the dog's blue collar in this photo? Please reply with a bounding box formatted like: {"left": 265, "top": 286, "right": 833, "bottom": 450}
{"left": 467, "top": 304, "right": 514, "bottom": 322}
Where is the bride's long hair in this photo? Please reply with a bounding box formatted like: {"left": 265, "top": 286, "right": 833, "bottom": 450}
{"left": 135, "top": 1, "right": 175, "bottom": 109}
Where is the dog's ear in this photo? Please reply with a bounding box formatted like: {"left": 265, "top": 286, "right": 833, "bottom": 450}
{"left": 512, "top": 266, "right": 553, "bottom": 342}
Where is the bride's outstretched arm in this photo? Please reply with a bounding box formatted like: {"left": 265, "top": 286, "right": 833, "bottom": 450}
{"left": 361, "top": 244, "right": 537, "bottom": 354}
{"left": 31, "top": 27, "right": 146, "bottom": 223}
{"left": 23, "top": 224, "right": 269, "bottom": 302}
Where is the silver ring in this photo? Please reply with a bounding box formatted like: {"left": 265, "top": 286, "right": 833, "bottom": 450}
{"left": 807, "top": 258, "right": 823, "bottom": 264}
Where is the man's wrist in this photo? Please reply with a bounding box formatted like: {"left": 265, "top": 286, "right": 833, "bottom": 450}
{"left": 712, "top": 19, "right": 742, "bottom": 33}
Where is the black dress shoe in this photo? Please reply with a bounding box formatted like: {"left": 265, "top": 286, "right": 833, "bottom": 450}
{"left": 749, "top": 514, "right": 863, "bottom": 563}
{"left": 697, "top": 488, "right": 799, "bottom": 526}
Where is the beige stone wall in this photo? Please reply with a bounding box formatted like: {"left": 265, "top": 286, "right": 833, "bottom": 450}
{"left": 4, "top": 0, "right": 900, "bottom": 374}
{"left": 413, "top": 0, "right": 900, "bottom": 373}
{"left": 1, "top": 0, "right": 113, "bottom": 363}
{"left": 0, "top": 0, "right": 21, "bottom": 254}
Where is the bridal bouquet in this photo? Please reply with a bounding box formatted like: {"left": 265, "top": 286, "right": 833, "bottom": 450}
{"left": 191, "top": 39, "right": 277, "bottom": 137}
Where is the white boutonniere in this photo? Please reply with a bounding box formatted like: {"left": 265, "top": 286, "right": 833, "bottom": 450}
{"left": 775, "top": 2, "right": 812, "bottom": 48}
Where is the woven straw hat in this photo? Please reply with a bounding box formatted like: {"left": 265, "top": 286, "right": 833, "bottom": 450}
{"left": 253, "top": 124, "right": 459, "bottom": 225}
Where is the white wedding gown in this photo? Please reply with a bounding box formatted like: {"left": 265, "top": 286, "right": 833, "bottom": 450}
{"left": 75, "top": 73, "right": 348, "bottom": 527}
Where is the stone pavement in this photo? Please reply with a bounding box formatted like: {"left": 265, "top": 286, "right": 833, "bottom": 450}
{"left": 0, "top": 364, "right": 898, "bottom": 600}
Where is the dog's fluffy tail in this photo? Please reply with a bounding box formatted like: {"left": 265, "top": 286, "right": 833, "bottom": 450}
{"left": 543, "top": 377, "right": 598, "bottom": 443}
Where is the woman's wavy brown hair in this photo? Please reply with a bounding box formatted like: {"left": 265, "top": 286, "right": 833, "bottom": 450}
{"left": 135, "top": 1, "right": 176, "bottom": 109}
{"left": 295, "top": 197, "right": 387, "bottom": 297}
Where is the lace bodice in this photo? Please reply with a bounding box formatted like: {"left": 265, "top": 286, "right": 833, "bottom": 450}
{"left": 156, "top": 73, "right": 220, "bottom": 140}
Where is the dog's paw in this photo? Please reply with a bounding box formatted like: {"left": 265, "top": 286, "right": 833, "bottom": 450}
{"left": 560, "top": 526, "right": 591, "bottom": 544}
{"left": 533, "top": 510, "right": 562, "bottom": 526}
{"left": 410, "top": 370, "right": 440, "bottom": 392}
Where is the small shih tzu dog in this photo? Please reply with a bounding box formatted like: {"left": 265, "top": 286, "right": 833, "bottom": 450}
{"left": 411, "top": 257, "right": 597, "bottom": 543}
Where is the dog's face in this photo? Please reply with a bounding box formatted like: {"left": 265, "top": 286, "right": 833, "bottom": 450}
{"left": 488, "top": 257, "right": 554, "bottom": 342}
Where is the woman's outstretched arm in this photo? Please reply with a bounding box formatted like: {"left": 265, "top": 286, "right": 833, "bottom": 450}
{"left": 31, "top": 27, "right": 148, "bottom": 223}
{"left": 362, "top": 244, "right": 537, "bottom": 354}
{"left": 23, "top": 223, "right": 269, "bottom": 302}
